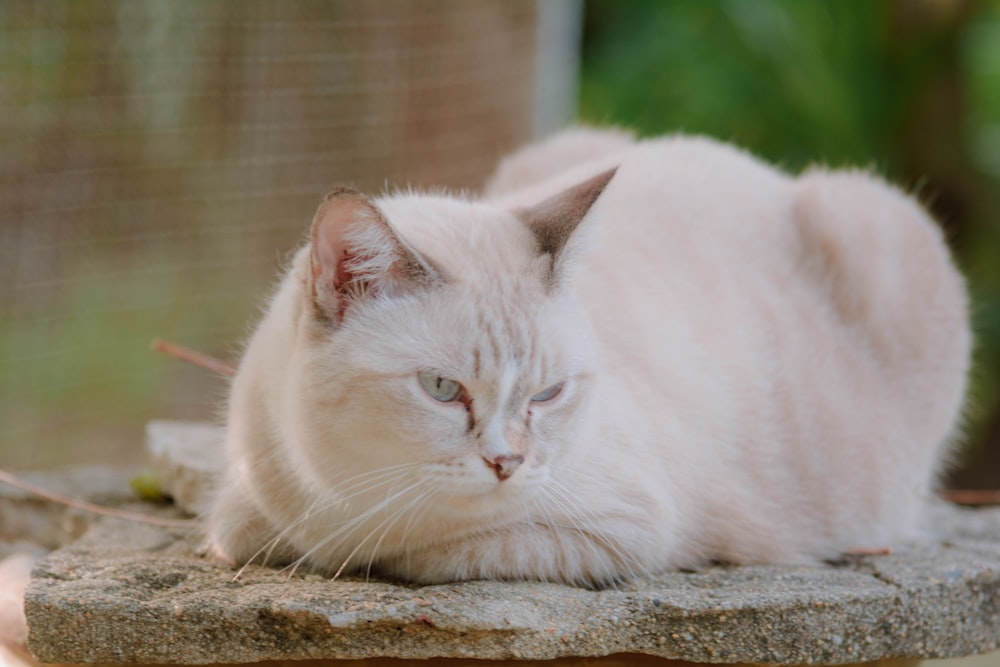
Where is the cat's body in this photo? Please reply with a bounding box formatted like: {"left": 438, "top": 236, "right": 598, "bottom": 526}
{"left": 207, "top": 128, "right": 970, "bottom": 586}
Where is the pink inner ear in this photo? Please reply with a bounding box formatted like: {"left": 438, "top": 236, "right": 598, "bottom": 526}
{"left": 310, "top": 192, "right": 372, "bottom": 323}
{"left": 308, "top": 186, "right": 440, "bottom": 325}
{"left": 312, "top": 197, "right": 356, "bottom": 289}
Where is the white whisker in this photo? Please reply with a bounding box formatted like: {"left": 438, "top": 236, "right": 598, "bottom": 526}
{"left": 289, "top": 477, "right": 427, "bottom": 579}
{"left": 530, "top": 498, "right": 570, "bottom": 580}
{"left": 364, "top": 485, "right": 435, "bottom": 581}
{"left": 330, "top": 463, "right": 424, "bottom": 506}
{"left": 233, "top": 463, "right": 423, "bottom": 580}
{"left": 329, "top": 481, "right": 428, "bottom": 580}
{"left": 538, "top": 487, "right": 616, "bottom": 585}
{"left": 543, "top": 479, "right": 644, "bottom": 586}
{"left": 231, "top": 494, "right": 328, "bottom": 581}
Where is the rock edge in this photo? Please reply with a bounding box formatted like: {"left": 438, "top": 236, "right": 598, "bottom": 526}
{"left": 11, "top": 423, "right": 1000, "bottom": 665}
{"left": 20, "top": 488, "right": 1000, "bottom": 665}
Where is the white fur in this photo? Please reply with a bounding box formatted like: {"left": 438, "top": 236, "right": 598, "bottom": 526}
{"left": 206, "top": 128, "right": 971, "bottom": 586}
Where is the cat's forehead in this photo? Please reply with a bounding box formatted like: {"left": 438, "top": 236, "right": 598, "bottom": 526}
{"left": 375, "top": 195, "right": 540, "bottom": 281}
{"left": 422, "top": 272, "right": 587, "bottom": 387}
{"left": 354, "top": 194, "right": 585, "bottom": 379}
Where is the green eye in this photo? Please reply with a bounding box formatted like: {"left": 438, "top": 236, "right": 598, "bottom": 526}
{"left": 531, "top": 383, "right": 563, "bottom": 403}
{"left": 418, "top": 370, "right": 463, "bottom": 402}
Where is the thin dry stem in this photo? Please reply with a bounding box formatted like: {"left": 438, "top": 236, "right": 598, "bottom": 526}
{"left": 0, "top": 468, "right": 196, "bottom": 529}
{"left": 939, "top": 489, "right": 1000, "bottom": 505}
{"left": 151, "top": 338, "right": 236, "bottom": 377}
{"left": 843, "top": 546, "right": 892, "bottom": 556}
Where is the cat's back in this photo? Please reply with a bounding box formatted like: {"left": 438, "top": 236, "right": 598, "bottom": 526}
{"left": 492, "top": 130, "right": 968, "bottom": 561}
{"left": 492, "top": 133, "right": 965, "bottom": 373}
{"left": 598, "top": 134, "right": 967, "bottom": 409}
{"left": 491, "top": 131, "right": 969, "bottom": 543}
{"left": 489, "top": 134, "right": 797, "bottom": 277}
{"left": 585, "top": 135, "right": 966, "bottom": 369}
{"left": 492, "top": 135, "right": 806, "bottom": 367}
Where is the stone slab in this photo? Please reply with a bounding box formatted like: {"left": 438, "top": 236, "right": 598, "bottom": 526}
{"left": 9, "top": 424, "right": 1000, "bottom": 665}
{"left": 0, "top": 466, "right": 139, "bottom": 551}
{"left": 145, "top": 420, "right": 224, "bottom": 515}
{"left": 21, "top": 494, "right": 1000, "bottom": 665}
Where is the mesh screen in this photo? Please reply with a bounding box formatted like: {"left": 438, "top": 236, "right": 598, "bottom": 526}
{"left": 1, "top": 1, "right": 547, "bottom": 469}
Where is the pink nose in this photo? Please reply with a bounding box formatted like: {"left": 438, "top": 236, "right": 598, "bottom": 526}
{"left": 483, "top": 454, "right": 524, "bottom": 481}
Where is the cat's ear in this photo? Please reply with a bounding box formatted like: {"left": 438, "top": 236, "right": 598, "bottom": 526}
{"left": 309, "top": 186, "right": 441, "bottom": 325}
{"left": 516, "top": 167, "right": 617, "bottom": 283}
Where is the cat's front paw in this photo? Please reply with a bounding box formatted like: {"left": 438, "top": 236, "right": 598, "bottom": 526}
{"left": 378, "top": 524, "right": 634, "bottom": 586}
{"left": 200, "top": 538, "right": 236, "bottom": 565}
{"left": 205, "top": 485, "right": 297, "bottom": 571}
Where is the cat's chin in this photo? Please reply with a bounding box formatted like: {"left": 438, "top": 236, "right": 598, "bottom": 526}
{"left": 433, "top": 484, "right": 535, "bottom": 520}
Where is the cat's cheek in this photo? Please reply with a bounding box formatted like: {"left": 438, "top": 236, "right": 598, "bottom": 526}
{"left": 526, "top": 388, "right": 590, "bottom": 467}
{"left": 525, "top": 420, "right": 575, "bottom": 468}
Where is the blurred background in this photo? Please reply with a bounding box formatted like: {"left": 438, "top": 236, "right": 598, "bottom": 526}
{"left": 1, "top": 0, "right": 998, "bottom": 499}
{"left": 579, "top": 0, "right": 1000, "bottom": 491}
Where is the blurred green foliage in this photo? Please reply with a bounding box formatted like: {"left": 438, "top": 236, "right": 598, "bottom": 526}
{"left": 581, "top": 1, "right": 996, "bottom": 171}
{"left": 579, "top": 0, "right": 1000, "bottom": 485}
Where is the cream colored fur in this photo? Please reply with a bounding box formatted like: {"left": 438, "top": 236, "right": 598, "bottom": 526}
{"left": 206, "top": 127, "right": 970, "bottom": 586}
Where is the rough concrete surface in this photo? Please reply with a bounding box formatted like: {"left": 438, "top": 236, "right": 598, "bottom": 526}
{"left": 13, "top": 461, "right": 1000, "bottom": 666}
{"left": 145, "top": 420, "right": 224, "bottom": 515}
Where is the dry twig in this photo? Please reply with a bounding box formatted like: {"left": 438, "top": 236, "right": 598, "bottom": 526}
{"left": 843, "top": 547, "right": 892, "bottom": 556}
{"left": 0, "top": 340, "right": 234, "bottom": 531}
{"left": 939, "top": 489, "right": 1000, "bottom": 505}
{"left": 151, "top": 338, "right": 236, "bottom": 377}
{"left": 0, "top": 468, "right": 195, "bottom": 529}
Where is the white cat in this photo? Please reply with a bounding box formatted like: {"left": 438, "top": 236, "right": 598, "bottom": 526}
{"left": 206, "top": 127, "right": 970, "bottom": 586}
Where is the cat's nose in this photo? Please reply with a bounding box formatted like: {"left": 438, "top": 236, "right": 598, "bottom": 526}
{"left": 483, "top": 454, "right": 524, "bottom": 481}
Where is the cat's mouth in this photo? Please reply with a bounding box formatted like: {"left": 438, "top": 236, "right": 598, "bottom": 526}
{"left": 435, "top": 481, "right": 528, "bottom": 517}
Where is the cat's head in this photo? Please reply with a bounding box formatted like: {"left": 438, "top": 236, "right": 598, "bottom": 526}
{"left": 286, "top": 170, "right": 615, "bottom": 521}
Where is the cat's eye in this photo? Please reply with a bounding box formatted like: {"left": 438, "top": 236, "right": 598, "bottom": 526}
{"left": 530, "top": 383, "right": 563, "bottom": 403}
{"left": 418, "top": 370, "right": 463, "bottom": 403}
